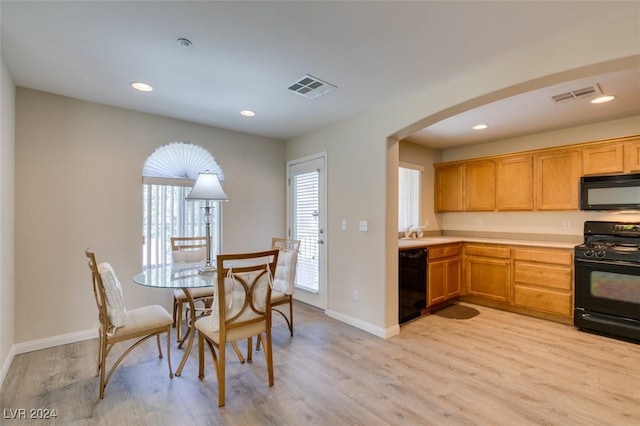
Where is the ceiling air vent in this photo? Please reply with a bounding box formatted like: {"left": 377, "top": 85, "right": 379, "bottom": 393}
{"left": 549, "top": 84, "right": 601, "bottom": 104}
{"left": 287, "top": 74, "right": 336, "bottom": 99}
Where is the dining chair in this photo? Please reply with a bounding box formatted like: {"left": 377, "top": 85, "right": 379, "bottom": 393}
{"left": 85, "top": 249, "right": 173, "bottom": 399}
{"left": 171, "top": 236, "right": 214, "bottom": 342}
{"left": 270, "top": 238, "right": 301, "bottom": 337}
{"left": 195, "top": 249, "right": 279, "bottom": 407}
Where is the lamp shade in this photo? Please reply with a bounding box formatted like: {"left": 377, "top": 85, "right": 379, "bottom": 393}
{"left": 185, "top": 172, "right": 229, "bottom": 201}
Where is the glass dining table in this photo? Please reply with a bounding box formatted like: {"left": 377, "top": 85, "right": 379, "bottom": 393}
{"left": 133, "top": 263, "right": 215, "bottom": 377}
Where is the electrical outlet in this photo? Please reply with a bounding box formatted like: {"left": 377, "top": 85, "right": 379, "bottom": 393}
{"left": 359, "top": 220, "right": 368, "bottom": 231}
{"left": 424, "top": 220, "right": 430, "bottom": 228}
{"left": 353, "top": 290, "right": 359, "bottom": 301}
{"left": 476, "top": 219, "right": 483, "bottom": 227}
{"left": 341, "top": 220, "right": 347, "bottom": 230}
{"left": 563, "top": 220, "right": 571, "bottom": 229}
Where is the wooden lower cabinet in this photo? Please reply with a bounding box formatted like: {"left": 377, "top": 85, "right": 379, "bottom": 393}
{"left": 427, "top": 244, "right": 461, "bottom": 308}
{"left": 464, "top": 244, "right": 511, "bottom": 302}
{"left": 513, "top": 247, "right": 573, "bottom": 318}
{"left": 460, "top": 243, "right": 574, "bottom": 324}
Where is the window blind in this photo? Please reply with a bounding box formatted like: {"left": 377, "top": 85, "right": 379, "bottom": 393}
{"left": 142, "top": 183, "right": 220, "bottom": 268}
{"left": 398, "top": 166, "right": 421, "bottom": 232}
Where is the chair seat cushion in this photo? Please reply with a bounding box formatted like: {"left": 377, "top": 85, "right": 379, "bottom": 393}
{"left": 97, "top": 262, "right": 128, "bottom": 327}
{"left": 173, "top": 287, "right": 214, "bottom": 301}
{"left": 270, "top": 290, "right": 289, "bottom": 304}
{"left": 195, "top": 316, "right": 265, "bottom": 344}
{"left": 111, "top": 305, "right": 173, "bottom": 339}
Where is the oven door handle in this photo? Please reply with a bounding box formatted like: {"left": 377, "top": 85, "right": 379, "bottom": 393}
{"left": 579, "top": 312, "right": 640, "bottom": 331}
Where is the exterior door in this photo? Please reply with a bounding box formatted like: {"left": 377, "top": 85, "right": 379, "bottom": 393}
{"left": 287, "top": 153, "right": 326, "bottom": 310}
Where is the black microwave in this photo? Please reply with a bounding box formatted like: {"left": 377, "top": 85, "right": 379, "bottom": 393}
{"left": 580, "top": 173, "right": 640, "bottom": 210}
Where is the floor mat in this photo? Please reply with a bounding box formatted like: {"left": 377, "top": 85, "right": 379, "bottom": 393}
{"left": 433, "top": 304, "right": 480, "bottom": 320}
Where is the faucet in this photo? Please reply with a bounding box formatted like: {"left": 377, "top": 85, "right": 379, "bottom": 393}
{"left": 404, "top": 225, "right": 415, "bottom": 238}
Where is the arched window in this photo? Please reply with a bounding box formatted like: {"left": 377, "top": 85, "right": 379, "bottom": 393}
{"left": 142, "top": 142, "right": 225, "bottom": 267}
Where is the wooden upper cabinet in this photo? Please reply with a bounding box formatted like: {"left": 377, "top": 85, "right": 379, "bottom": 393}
{"left": 582, "top": 143, "right": 624, "bottom": 175}
{"left": 435, "top": 163, "right": 463, "bottom": 212}
{"left": 625, "top": 137, "right": 640, "bottom": 173}
{"left": 496, "top": 155, "right": 533, "bottom": 211}
{"left": 464, "top": 160, "right": 495, "bottom": 211}
{"left": 534, "top": 150, "right": 580, "bottom": 210}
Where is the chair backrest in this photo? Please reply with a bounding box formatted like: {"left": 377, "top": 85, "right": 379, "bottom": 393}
{"left": 211, "top": 250, "right": 279, "bottom": 336}
{"left": 171, "top": 236, "right": 209, "bottom": 251}
{"left": 271, "top": 238, "right": 301, "bottom": 252}
{"left": 85, "top": 249, "right": 109, "bottom": 332}
{"left": 171, "top": 236, "right": 209, "bottom": 263}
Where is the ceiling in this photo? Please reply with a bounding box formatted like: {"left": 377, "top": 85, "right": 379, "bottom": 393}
{"left": 1, "top": 1, "right": 638, "bottom": 149}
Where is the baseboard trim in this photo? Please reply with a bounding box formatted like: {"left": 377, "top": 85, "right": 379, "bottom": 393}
{"left": 326, "top": 309, "right": 400, "bottom": 339}
{"left": 0, "top": 345, "right": 17, "bottom": 390}
{"left": 0, "top": 328, "right": 97, "bottom": 390}
{"left": 13, "top": 327, "right": 98, "bottom": 355}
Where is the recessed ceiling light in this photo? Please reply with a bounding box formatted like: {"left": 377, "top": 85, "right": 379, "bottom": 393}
{"left": 472, "top": 124, "right": 489, "bottom": 130}
{"left": 591, "top": 95, "right": 616, "bottom": 104}
{"left": 240, "top": 110, "right": 256, "bottom": 117}
{"left": 177, "top": 38, "right": 192, "bottom": 48}
{"left": 131, "top": 81, "right": 153, "bottom": 92}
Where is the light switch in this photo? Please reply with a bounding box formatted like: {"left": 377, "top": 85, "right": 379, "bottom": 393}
{"left": 359, "top": 220, "right": 368, "bottom": 231}
{"left": 341, "top": 220, "right": 347, "bottom": 230}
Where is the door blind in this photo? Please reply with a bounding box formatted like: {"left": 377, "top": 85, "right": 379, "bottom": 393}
{"left": 291, "top": 170, "right": 320, "bottom": 292}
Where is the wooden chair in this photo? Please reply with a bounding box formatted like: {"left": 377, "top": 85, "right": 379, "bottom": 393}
{"left": 85, "top": 249, "right": 173, "bottom": 399}
{"left": 270, "top": 238, "right": 301, "bottom": 336}
{"left": 195, "top": 249, "right": 279, "bottom": 407}
{"left": 171, "top": 236, "right": 214, "bottom": 342}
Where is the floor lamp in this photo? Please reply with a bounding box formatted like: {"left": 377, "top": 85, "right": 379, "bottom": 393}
{"left": 186, "top": 171, "right": 229, "bottom": 274}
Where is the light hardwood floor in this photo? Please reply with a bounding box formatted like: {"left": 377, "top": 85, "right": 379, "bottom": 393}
{"left": 1, "top": 302, "right": 639, "bottom": 425}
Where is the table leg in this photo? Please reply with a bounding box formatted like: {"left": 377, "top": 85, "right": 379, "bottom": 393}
{"left": 175, "top": 287, "right": 196, "bottom": 377}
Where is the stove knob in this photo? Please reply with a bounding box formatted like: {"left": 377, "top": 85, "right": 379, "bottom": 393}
{"left": 585, "top": 249, "right": 594, "bottom": 257}
{"left": 596, "top": 250, "right": 606, "bottom": 258}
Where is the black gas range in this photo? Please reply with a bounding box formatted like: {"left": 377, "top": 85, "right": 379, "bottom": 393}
{"left": 574, "top": 221, "right": 640, "bottom": 342}
{"left": 575, "top": 221, "right": 640, "bottom": 263}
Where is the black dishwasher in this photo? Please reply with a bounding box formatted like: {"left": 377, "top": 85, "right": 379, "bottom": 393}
{"left": 399, "top": 248, "right": 427, "bottom": 324}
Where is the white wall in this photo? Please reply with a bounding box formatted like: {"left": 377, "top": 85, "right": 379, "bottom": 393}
{"left": 14, "top": 88, "right": 285, "bottom": 345}
{"left": 0, "top": 49, "right": 16, "bottom": 383}
{"left": 286, "top": 11, "right": 639, "bottom": 335}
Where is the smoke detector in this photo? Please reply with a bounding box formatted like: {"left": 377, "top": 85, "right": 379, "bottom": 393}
{"left": 548, "top": 84, "right": 602, "bottom": 104}
{"left": 287, "top": 74, "right": 336, "bottom": 99}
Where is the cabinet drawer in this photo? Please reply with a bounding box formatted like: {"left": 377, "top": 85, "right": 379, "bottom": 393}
{"left": 429, "top": 243, "right": 462, "bottom": 260}
{"left": 514, "top": 262, "right": 572, "bottom": 290}
{"left": 513, "top": 248, "right": 572, "bottom": 265}
{"left": 514, "top": 286, "right": 572, "bottom": 316}
{"left": 465, "top": 244, "right": 510, "bottom": 259}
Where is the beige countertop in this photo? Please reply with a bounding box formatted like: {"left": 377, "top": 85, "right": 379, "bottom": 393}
{"left": 398, "top": 236, "right": 577, "bottom": 250}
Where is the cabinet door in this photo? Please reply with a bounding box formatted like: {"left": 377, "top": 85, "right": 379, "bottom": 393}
{"left": 427, "top": 261, "right": 447, "bottom": 306}
{"left": 427, "top": 257, "right": 461, "bottom": 307}
{"left": 465, "top": 256, "right": 511, "bottom": 302}
{"left": 496, "top": 155, "right": 533, "bottom": 211}
{"left": 445, "top": 257, "right": 461, "bottom": 299}
{"left": 464, "top": 160, "right": 495, "bottom": 211}
{"left": 625, "top": 138, "right": 640, "bottom": 172}
{"left": 435, "top": 164, "right": 463, "bottom": 212}
{"left": 534, "top": 150, "right": 580, "bottom": 210}
{"left": 582, "top": 143, "right": 624, "bottom": 175}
